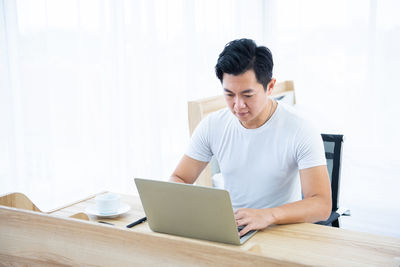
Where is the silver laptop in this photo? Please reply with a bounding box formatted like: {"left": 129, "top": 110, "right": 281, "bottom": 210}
{"left": 134, "top": 178, "right": 257, "bottom": 245}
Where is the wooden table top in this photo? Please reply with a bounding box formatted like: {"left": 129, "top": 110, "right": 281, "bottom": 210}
{"left": 44, "top": 192, "right": 400, "bottom": 266}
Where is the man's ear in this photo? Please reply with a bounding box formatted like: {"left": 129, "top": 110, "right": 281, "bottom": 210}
{"left": 266, "top": 78, "right": 276, "bottom": 96}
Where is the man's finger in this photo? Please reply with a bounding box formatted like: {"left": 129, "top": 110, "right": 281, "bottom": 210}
{"left": 234, "top": 208, "right": 244, "bottom": 215}
{"left": 235, "top": 218, "right": 250, "bottom": 227}
{"left": 239, "top": 224, "right": 253, "bottom": 237}
{"left": 234, "top": 209, "right": 246, "bottom": 220}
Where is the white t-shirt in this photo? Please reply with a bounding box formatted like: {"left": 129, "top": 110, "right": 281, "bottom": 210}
{"left": 186, "top": 102, "right": 326, "bottom": 210}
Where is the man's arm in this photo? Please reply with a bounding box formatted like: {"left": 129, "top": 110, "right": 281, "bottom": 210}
{"left": 235, "top": 165, "right": 332, "bottom": 236}
{"left": 170, "top": 155, "right": 209, "bottom": 184}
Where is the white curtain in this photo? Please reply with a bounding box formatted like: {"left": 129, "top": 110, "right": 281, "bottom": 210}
{"left": 269, "top": 0, "right": 400, "bottom": 237}
{"left": 0, "top": 0, "right": 268, "bottom": 208}
{"left": 1, "top": 0, "right": 399, "bottom": 237}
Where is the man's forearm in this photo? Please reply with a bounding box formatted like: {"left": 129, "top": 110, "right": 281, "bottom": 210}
{"left": 169, "top": 175, "right": 187, "bottom": 183}
{"left": 270, "top": 195, "right": 331, "bottom": 225}
{"left": 236, "top": 195, "right": 331, "bottom": 237}
{"left": 169, "top": 155, "right": 208, "bottom": 184}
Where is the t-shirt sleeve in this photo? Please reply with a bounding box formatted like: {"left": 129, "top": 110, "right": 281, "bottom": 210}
{"left": 185, "top": 115, "right": 213, "bottom": 162}
{"left": 295, "top": 124, "right": 327, "bottom": 170}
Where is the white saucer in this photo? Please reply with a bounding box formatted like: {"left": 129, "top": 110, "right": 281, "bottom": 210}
{"left": 85, "top": 203, "right": 130, "bottom": 218}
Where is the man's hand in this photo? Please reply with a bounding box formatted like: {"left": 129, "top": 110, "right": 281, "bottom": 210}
{"left": 234, "top": 208, "right": 277, "bottom": 236}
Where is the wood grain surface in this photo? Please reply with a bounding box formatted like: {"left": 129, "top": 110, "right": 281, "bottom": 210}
{"left": 1, "top": 192, "right": 400, "bottom": 266}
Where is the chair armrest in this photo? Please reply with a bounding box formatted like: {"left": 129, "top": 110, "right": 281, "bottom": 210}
{"left": 315, "top": 211, "right": 340, "bottom": 226}
{"left": 336, "top": 207, "right": 351, "bottom": 216}
{"left": 315, "top": 207, "right": 351, "bottom": 226}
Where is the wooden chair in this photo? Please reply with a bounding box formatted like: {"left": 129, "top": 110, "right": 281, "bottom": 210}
{"left": 187, "top": 80, "right": 295, "bottom": 187}
{"left": 0, "top": 192, "right": 89, "bottom": 220}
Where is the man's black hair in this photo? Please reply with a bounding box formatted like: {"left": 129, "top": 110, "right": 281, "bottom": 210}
{"left": 215, "top": 38, "right": 273, "bottom": 90}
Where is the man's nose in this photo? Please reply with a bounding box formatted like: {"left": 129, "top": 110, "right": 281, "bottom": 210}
{"left": 234, "top": 96, "right": 246, "bottom": 109}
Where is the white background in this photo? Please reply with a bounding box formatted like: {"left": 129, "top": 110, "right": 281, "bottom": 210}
{"left": 1, "top": 0, "right": 399, "bottom": 237}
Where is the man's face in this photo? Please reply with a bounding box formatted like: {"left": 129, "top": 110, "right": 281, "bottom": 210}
{"left": 222, "top": 69, "right": 274, "bottom": 129}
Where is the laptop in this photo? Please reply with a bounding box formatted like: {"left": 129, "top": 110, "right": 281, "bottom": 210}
{"left": 134, "top": 178, "right": 257, "bottom": 245}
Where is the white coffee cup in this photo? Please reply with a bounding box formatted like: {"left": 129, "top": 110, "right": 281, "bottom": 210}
{"left": 95, "top": 193, "right": 121, "bottom": 215}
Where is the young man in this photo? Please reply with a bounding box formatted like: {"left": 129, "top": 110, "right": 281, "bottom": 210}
{"left": 170, "top": 38, "right": 331, "bottom": 236}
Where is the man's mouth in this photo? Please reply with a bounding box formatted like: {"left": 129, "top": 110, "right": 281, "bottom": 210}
{"left": 236, "top": 111, "right": 249, "bottom": 117}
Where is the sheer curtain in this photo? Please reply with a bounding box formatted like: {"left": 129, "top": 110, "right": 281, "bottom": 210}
{"left": 1, "top": 0, "right": 399, "bottom": 237}
{"left": 270, "top": 0, "right": 400, "bottom": 237}
{"left": 0, "top": 0, "right": 267, "bottom": 210}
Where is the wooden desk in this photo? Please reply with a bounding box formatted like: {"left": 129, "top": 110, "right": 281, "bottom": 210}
{"left": 1, "top": 192, "right": 400, "bottom": 266}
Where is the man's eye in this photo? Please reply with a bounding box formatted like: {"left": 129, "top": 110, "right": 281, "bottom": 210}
{"left": 225, "top": 94, "right": 234, "bottom": 97}
{"left": 244, "top": 95, "right": 253, "bottom": 98}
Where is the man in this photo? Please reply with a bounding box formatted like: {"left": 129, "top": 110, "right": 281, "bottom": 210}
{"left": 170, "top": 38, "right": 331, "bottom": 236}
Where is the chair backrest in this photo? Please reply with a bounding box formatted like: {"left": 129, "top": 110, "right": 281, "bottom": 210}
{"left": 321, "top": 134, "right": 344, "bottom": 212}
{"left": 187, "top": 80, "right": 295, "bottom": 186}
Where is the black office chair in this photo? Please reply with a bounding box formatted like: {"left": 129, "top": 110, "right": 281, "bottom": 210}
{"left": 316, "top": 134, "right": 349, "bottom": 227}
